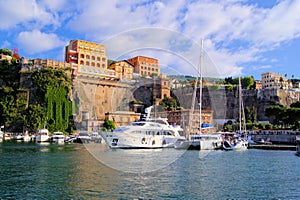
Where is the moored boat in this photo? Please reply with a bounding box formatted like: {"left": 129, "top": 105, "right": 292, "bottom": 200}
{"left": 51, "top": 131, "right": 65, "bottom": 144}
{"left": 3, "top": 133, "right": 12, "bottom": 141}
{"left": 100, "top": 117, "right": 185, "bottom": 149}
{"left": 176, "top": 133, "right": 223, "bottom": 150}
{"left": 221, "top": 132, "right": 248, "bottom": 151}
{"left": 36, "top": 129, "right": 50, "bottom": 143}
{"left": 75, "top": 132, "right": 91, "bottom": 143}
{"left": 23, "top": 132, "right": 31, "bottom": 142}
{"left": 0, "top": 131, "right": 3, "bottom": 142}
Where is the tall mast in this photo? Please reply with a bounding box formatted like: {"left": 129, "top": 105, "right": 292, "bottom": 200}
{"left": 188, "top": 39, "right": 203, "bottom": 138}
{"left": 199, "top": 39, "right": 203, "bottom": 134}
{"left": 239, "top": 76, "right": 242, "bottom": 133}
{"left": 238, "top": 76, "right": 246, "bottom": 133}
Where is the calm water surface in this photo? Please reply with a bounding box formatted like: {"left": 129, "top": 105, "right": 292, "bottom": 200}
{"left": 0, "top": 141, "right": 300, "bottom": 199}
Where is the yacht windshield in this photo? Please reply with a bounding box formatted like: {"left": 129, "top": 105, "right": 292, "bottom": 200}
{"left": 131, "top": 122, "right": 146, "bottom": 126}
{"left": 114, "top": 127, "right": 130, "bottom": 132}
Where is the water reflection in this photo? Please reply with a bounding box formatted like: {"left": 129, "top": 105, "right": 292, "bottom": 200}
{"left": 84, "top": 143, "right": 186, "bottom": 173}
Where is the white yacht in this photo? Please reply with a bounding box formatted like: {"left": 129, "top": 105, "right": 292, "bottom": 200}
{"left": 51, "top": 131, "right": 65, "bottom": 144}
{"left": 36, "top": 129, "right": 50, "bottom": 143}
{"left": 188, "top": 134, "right": 223, "bottom": 150}
{"left": 100, "top": 117, "right": 185, "bottom": 149}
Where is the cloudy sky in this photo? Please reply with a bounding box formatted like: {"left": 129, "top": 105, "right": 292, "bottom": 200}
{"left": 1, "top": 0, "right": 300, "bottom": 79}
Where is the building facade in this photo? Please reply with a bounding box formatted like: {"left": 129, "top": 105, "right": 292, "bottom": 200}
{"left": 152, "top": 74, "right": 170, "bottom": 103}
{"left": 127, "top": 56, "right": 160, "bottom": 77}
{"left": 65, "top": 40, "right": 114, "bottom": 78}
{"left": 108, "top": 60, "right": 134, "bottom": 80}
{"left": 261, "top": 72, "right": 291, "bottom": 89}
{"left": 156, "top": 109, "right": 215, "bottom": 134}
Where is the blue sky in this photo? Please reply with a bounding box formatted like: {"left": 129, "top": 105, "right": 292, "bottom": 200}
{"left": 1, "top": 0, "right": 300, "bottom": 80}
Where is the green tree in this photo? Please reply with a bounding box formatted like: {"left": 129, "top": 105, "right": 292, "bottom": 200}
{"left": 241, "top": 76, "right": 255, "bottom": 89}
{"left": 160, "top": 97, "right": 178, "bottom": 111}
{"left": 290, "top": 101, "right": 300, "bottom": 108}
{"left": 0, "top": 48, "right": 13, "bottom": 56}
{"left": 103, "top": 120, "right": 116, "bottom": 131}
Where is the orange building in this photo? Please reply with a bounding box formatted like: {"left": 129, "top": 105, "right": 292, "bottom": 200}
{"left": 65, "top": 40, "right": 109, "bottom": 77}
{"left": 127, "top": 56, "right": 160, "bottom": 77}
{"left": 108, "top": 60, "right": 134, "bottom": 80}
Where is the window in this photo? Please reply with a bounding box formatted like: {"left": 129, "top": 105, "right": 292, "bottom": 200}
{"left": 86, "top": 55, "right": 90, "bottom": 59}
{"left": 92, "top": 56, "right": 95, "bottom": 60}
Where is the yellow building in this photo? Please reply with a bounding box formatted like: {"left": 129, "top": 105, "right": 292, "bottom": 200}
{"left": 20, "top": 58, "right": 71, "bottom": 74}
{"left": 0, "top": 54, "right": 12, "bottom": 63}
{"left": 108, "top": 60, "right": 134, "bottom": 80}
{"left": 261, "top": 72, "right": 291, "bottom": 89}
{"left": 65, "top": 40, "right": 110, "bottom": 77}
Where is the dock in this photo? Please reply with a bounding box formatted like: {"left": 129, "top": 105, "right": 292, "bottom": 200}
{"left": 248, "top": 144, "right": 296, "bottom": 151}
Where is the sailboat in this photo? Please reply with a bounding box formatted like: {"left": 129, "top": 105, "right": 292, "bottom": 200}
{"left": 175, "top": 40, "right": 223, "bottom": 150}
{"left": 222, "top": 77, "right": 248, "bottom": 150}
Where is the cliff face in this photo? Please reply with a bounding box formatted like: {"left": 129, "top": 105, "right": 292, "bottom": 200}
{"left": 172, "top": 87, "right": 299, "bottom": 122}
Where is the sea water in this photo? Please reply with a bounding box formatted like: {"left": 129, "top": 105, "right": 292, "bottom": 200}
{"left": 0, "top": 141, "right": 300, "bottom": 199}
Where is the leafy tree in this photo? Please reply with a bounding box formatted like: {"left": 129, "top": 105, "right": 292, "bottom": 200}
{"left": 290, "top": 101, "right": 300, "bottom": 108}
{"left": 0, "top": 48, "right": 13, "bottom": 56}
{"left": 241, "top": 76, "right": 255, "bottom": 89}
{"left": 160, "top": 97, "right": 179, "bottom": 111}
{"left": 103, "top": 120, "right": 116, "bottom": 131}
{"left": 29, "top": 68, "right": 73, "bottom": 131}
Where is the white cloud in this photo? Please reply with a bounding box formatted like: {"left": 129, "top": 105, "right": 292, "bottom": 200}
{"left": 16, "top": 30, "right": 65, "bottom": 54}
{"left": 0, "top": 0, "right": 60, "bottom": 30}
{"left": 2, "top": 0, "right": 300, "bottom": 78}
{"left": 252, "top": 0, "right": 300, "bottom": 46}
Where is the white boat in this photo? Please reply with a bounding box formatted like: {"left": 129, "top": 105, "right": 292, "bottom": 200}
{"left": 36, "top": 129, "right": 50, "bottom": 142}
{"left": 91, "top": 132, "right": 102, "bottom": 143}
{"left": 3, "top": 133, "right": 12, "bottom": 141}
{"left": 221, "top": 132, "right": 248, "bottom": 151}
{"left": 51, "top": 131, "right": 65, "bottom": 144}
{"left": 23, "top": 131, "right": 31, "bottom": 142}
{"left": 221, "top": 77, "right": 248, "bottom": 150}
{"left": 100, "top": 114, "right": 186, "bottom": 149}
{"left": 296, "top": 136, "right": 300, "bottom": 156}
{"left": 76, "top": 132, "right": 91, "bottom": 143}
{"left": 13, "top": 134, "right": 24, "bottom": 141}
{"left": 188, "top": 134, "right": 223, "bottom": 150}
{"left": 0, "top": 130, "right": 3, "bottom": 142}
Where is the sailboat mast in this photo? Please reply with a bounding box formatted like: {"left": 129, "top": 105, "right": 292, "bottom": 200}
{"left": 199, "top": 39, "right": 203, "bottom": 134}
{"left": 239, "top": 76, "right": 242, "bottom": 133}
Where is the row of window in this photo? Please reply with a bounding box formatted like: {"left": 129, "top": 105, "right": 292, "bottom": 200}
{"left": 80, "top": 61, "right": 106, "bottom": 68}
{"left": 79, "top": 67, "right": 115, "bottom": 76}
{"left": 141, "top": 66, "right": 159, "bottom": 72}
{"left": 79, "top": 54, "right": 106, "bottom": 61}
{"left": 79, "top": 45, "right": 105, "bottom": 52}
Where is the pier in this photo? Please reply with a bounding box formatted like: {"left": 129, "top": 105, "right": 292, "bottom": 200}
{"left": 248, "top": 144, "right": 296, "bottom": 151}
